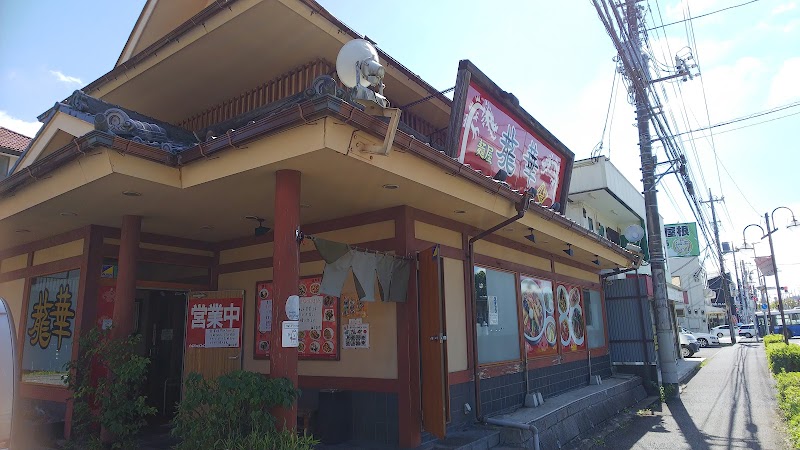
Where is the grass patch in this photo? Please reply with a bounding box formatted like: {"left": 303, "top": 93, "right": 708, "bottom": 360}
{"left": 636, "top": 408, "right": 653, "bottom": 416}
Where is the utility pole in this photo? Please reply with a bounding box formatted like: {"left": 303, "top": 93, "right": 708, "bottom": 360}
{"left": 624, "top": 0, "right": 678, "bottom": 385}
{"left": 702, "top": 190, "right": 737, "bottom": 344}
{"left": 731, "top": 248, "right": 741, "bottom": 322}
{"left": 764, "top": 212, "right": 790, "bottom": 344}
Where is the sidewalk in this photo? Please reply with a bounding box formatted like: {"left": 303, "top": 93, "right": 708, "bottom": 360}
{"left": 570, "top": 343, "right": 790, "bottom": 450}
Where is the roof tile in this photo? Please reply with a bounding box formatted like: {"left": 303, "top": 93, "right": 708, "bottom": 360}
{"left": 0, "top": 126, "right": 32, "bottom": 153}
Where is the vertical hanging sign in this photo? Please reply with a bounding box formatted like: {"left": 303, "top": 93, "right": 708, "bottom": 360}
{"left": 186, "top": 294, "right": 244, "bottom": 349}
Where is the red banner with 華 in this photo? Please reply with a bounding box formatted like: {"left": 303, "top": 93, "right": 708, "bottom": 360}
{"left": 455, "top": 81, "right": 569, "bottom": 207}
{"left": 186, "top": 296, "right": 243, "bottom": 349}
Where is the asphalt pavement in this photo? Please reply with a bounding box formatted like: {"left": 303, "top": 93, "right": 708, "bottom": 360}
{"left": 593, "top": 342, "right": 790, "bottom": 450}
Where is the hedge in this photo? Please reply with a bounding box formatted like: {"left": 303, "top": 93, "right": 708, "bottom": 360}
{"left": 765, "top": 334, "right": 786, "bottom": 346}
{"left": 766, "top": 343, "right": 800, "bottom": 375}
{"left": 775, "top": 372, "right": 800, "bottom": 449}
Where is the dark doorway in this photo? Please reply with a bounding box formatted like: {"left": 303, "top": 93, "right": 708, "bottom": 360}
{"left": 136, "top": 289, "right": 187, "bottom": 422}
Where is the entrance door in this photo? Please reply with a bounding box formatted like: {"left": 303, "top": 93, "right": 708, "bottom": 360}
{"left": 182, "top": 290, "right": 244, "bottom": 381}
{"left": 137, "top": 289, "right": 187, "bottom": 420}
{"left": 418, "top": 246, "right": 450, "bottom": 439}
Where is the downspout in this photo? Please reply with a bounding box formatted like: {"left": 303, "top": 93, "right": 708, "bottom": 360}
{"left": 469, "top": 190, "right": 532, "bottom": 420}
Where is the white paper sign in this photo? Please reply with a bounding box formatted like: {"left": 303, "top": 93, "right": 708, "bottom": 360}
{"left": 282, "top": 320, "right": 299, "bottom": 348}
{"left": 343, "top": 323, "right": 369, "bottom": 349}
{"left": 488, "top": 295, "right": 499, "bottom": 325}
{"left": 101, "top": 319, "right": 113, "bottom": 330}
{"left": 285, "top": 295, "right": 300, "bottom": 321}
{"left": 205, "top": 328, "right": 240, "bottom": 348}
{"left": 299, "top": 296, "right": 323, "bottom": 331}
{"left": 259, "top": 299, "right": 273, "bottom": 333}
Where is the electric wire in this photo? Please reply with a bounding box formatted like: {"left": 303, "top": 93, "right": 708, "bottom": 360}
{"left": 645, "top": 0, "right": 761, "bottom": 31}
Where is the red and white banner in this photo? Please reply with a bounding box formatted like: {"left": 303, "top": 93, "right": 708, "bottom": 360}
{"left": 755, "top": 256, "right": 775, "bottom": 277}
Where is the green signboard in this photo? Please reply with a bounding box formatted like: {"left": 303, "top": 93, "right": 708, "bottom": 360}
{"left": 664, "top": 222, "right": 700, "bottom": 257}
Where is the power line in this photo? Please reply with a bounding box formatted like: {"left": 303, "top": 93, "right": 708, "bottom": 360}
{"left": 645, "top": 0, "right": 761, "bottom": 31}
{"left": 678, "top": 109, "right": 800, "bottom": 140}
{"left": 659, "top": 100, "right": 800, "bottom": 140}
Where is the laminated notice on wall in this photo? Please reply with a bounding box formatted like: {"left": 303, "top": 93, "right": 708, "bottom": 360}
{"left": 343, "top": 323, "right": 369, "bottom": 349}
{"left": 488, "top": 295, "right": 499, "bottom": 325}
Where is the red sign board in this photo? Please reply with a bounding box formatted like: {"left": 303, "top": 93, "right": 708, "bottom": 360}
{"left": 446, "top": 60, "right": 573, "bottom": 210}
{"left": 186, "top": 296, "right": 243, "bottom": 349}
{"left": 254, "top": 276, "right": 339, "bottom": 360}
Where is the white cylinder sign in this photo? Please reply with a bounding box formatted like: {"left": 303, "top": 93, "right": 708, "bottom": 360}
{"left": 286, "top": 295, "right": 300, "bottom": 321}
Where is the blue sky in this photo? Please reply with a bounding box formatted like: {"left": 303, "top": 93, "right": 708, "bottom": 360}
{"left": 1, "top": 0, "right": 799, "bottom": 293}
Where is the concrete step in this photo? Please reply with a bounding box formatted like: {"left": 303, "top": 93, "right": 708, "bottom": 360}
{"left": 432, "top": 428, "right": 501, "bottom": 450}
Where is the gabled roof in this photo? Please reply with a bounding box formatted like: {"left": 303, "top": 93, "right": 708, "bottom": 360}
{"left": 0, "top": 127, "right": 32, "bottom": 156}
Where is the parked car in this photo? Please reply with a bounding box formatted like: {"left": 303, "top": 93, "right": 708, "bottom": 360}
{"left": 738, "top": 323, "right": 756, "bottom": 338}
{"left": 679, "top": 332, "right": 700, "bottom": 358}
{"left": 680, "top": 327, "right": 720, "bottom": 347}
{"left": 710, "top": 324, "right": 740, "bottom": 338}
{"left": 0, "top": 298, "right": 19, "bottom": 450}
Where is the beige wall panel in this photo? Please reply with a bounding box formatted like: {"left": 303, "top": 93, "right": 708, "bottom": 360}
{"left": 0, "top": 279, "right": 26, "bottom": 332}
{"left": 443, "top": 258, "right": 467, "bottom": 373}
{"left": 473, "top": 240, "right": 550, "bottom": 272}
{"left": 32, "top": 240, "right": 84, "bottom": 266}
{"left": 103, "top": 238, "right": 213, "bottom": 257}
{"left": 220, "top": 221, "right": 394, "bottom": 266}
{"left": 415, "top": 221, "right": 462, "bottom": 250}
{"left": 219, "top": 243, "right": 273, "bottom": 265}
{"left": 180, "top": 123, "right": 325, "bottom": 188}
{"left": 1, "top": 254, "right": 28, "bottom": 273}
{"left": 297, "top": 221, "right": 395, "bottom": 254}
{"left": 553, "top": 262, "right": 600, "bottom": 283}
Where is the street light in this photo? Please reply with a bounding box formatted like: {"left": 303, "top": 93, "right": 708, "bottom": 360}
{"left": 743, "top": 207, "right": 800, "bottom": 344}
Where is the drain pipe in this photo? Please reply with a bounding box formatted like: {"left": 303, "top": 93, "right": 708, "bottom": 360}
{"left": 483, "top": 418, "right": 540, "bottom": 450}
{"left": 469, "top": 190, "right": 532, "bottom": 421}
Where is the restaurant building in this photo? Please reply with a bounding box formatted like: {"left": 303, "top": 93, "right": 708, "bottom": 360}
{"left": 0, "top": 0, "right": 640, "bottom": 447}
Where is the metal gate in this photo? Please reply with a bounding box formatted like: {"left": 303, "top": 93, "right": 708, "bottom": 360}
{"left": 605, "top": 277, "right": 657, "bottom": 367}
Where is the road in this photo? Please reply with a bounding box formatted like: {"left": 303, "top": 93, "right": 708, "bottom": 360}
{"left": 597, "top": 342, "right": 790, "bottom": 450}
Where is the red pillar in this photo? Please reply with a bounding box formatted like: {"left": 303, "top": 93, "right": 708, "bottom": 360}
{"left": 270, "top": 170, "right": 300, "bottom": 429}
{"left": 111, "top": 215, "right": 141, "bottom": 339}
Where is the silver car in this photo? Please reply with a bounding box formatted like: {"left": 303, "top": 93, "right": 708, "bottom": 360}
{"left": 0, "top": 298, "right": 18, "bottom": 450}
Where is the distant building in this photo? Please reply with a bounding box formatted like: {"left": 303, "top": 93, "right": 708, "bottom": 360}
{"left": 0, "top": 127, "right": 30, "bottom": 178}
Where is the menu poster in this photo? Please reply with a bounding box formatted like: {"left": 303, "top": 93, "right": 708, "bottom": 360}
{"left": 343, "top": 322, "right": 369, "bottom": 349}
{"left": 556, "top": 284, "right": 586, "bottom": 352}
{"left": 521, "top": 276, "right": 557, "bottom": 357}
{"left": 254, "top": 277, "right": 339, "bottom": 360}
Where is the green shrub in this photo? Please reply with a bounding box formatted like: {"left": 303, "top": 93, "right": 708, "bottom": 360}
{"left": 775, "top": 372, "right": 800, "bottom": 449}
{"left": 766, "top": 343, "right": 800, "bottom": 375}
{"left": 215, "top": 429, "right": 319, "bottom": 450}
{"left": 65, "top": 328, "right": 157, "bottom": 450}
{"left": 764, "top": 334, "right": 785, "bottom": 346}
{"left": 172, "top": 371, "right": 300, "bottom": 450}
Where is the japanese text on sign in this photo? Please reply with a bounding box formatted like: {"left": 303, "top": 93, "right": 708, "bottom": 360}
{"left": 27, "top": 284, "right": 75, "bottom": 351}
{"left": 454, "top": 80, "right": 568, "bottom": 208}
{"left": 186, "top": 295, "right": 243, "bottom": 349}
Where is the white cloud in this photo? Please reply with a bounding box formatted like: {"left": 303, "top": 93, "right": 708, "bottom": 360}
{"left": 768, "top": 57, "right": 800, "bottom": 106}
{"left": 772, "top": 2, "right": 797, "bottom": 15}
{"left": 0, "top": 111, "right": 42, "bottom": 138}
{"left": 49, "top": 70, "right": 83, "bottom": 85}
{"left": 665, "top": 0, "right": 721, "bottom": 22}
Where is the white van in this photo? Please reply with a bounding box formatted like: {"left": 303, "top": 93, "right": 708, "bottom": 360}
{"left": 0, "top": 298, "right": 18, "bottom": 450}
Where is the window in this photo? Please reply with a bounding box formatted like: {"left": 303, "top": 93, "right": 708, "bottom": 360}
{"left": 583, "top": 289, "right": 605, "bottom": 349}
{"left": 0, "top": 155, "right": 9, "bottom": 178}
{"left": 588, "top": 218, "right": 594, "bottom": 232}
{"left": 22, "top": 269, "right": 80, "bottom": 385}
{"left": 475, "top": 266, "right": 520, "bottom": 364}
